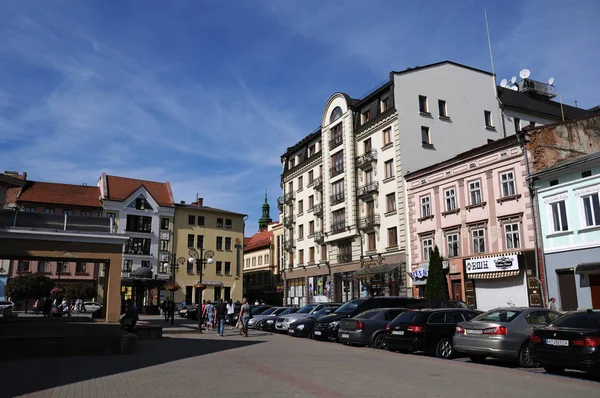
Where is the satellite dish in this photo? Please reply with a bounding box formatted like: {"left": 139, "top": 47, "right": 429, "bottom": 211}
{"left": 547, "top": 77, "right": 555, "bottom": 85}
{"left": 500, "top": 79, "right": 508, "bottom": 88}
{"left": 510, "top": 76, "right": 517, "bottom": 84}
{"left": 519, "top": 69, "right": 531, "bottom": 79}
{"left": 511, "top": 85, "right": 518, "bottom": 91}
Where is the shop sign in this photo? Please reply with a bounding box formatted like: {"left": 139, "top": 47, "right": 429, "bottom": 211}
{"left": 411, "top": 263, "right": 429, "bottom": 279}
{"left": 202, "top": 280, "right": 224, "bottom": 286}
{"left": 361, "top": 254, "right": 383, "bottom": 269}
{"left": 465, "top": 253, "right": 519, "bottom": 274}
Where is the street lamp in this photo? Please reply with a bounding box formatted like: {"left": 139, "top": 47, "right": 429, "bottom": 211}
{"left": 163, "top": 254, "right": 186, "bottom": 326}
{"left": 188, "top": 247, "right": 214, "bottom": 333}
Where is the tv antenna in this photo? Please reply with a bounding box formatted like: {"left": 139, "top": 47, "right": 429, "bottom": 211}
{"left": 519, "top": 69, "right": 531, "bottom": 79}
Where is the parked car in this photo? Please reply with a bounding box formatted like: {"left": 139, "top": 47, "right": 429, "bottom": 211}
{"left": 531, "top": 309, "right": 600, "bottom": 375}
{"left": 288, "top": 307, "right": 338, "bottom": 338}
{"left": 384, "top": 308, "right": 481, "bottom": 358}
{"left": 0, "top": 300, "right": 14, "bottom": 310}
{"left": 83, "top": 301, "right": 102, "bottom": 312}
{"left": 259, "top": 307, "right": 299, "bottom": 331}
{"left": 338, "top": 308, "right": 408, "bottom": 349}
{"left": 453, "top": 307, "right": 561, "bottom": 367}
{"left": 248, "top": 307, "right": 288, "bottom": 329}
{"left": 313, "top": 297, "right": 427, "bottom": 342}
{"left": 275, "top": 303, "right": 342, "bottom": 333}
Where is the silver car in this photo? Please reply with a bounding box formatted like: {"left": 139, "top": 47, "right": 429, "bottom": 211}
{"left": 247, "top": 307, "right": 289, "bottom": 329}
{"left": 453, "top": 307, "right": 561, "bottom": 367}
{"left": 275, "top": 303, "right": 340, "bottom": 333}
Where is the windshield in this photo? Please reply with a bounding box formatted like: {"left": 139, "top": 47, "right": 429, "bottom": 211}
{"left": 251, "top": 306, "right": 269, "bottom": 315}
{"left": 279, "top": 308, "right": 297, "bottom": 315}
{"left": 335, "top": 299, "right": 366, "bottom": 314}
{"left": 474, "top": 310, "right": 522, "bottom": 323}
{"left": 355, "top": 310, "right": 379, "bottom": 319}
{"left": 550, "top": 312, "right": 600, "bottom": 328}
{"left": 296, "top": 305, "right": 317, "bottom": 314}
{"left": 259, "top": 307, "right": 278, "bottom": 315}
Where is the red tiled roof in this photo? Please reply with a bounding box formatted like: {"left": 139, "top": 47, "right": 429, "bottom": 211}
{"left": 244, "top": 230, "right": 273, "bottom": 252}
{"left": 15, "top": 181, "right": 102, "bottom": 208}
{"left": 104, "top": 175, "right": 174, "bottom": 207}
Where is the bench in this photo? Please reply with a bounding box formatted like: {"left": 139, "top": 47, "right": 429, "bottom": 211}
{"left": 133, "top": 324, "right": 163, "bottom": 339}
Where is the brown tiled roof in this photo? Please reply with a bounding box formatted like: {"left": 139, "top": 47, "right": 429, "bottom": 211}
{"left": 244, "top": 230, "right": 273, "bottom": 252}
{"left": 14, "top": 181, "right": 102, "bottom": 208}
{"left": 104, "top": 175, "right": 174, "bottom": 207}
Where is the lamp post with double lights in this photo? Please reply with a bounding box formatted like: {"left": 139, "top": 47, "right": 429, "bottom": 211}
{"left": 164, "top": 255, "right": 187, "bottom": 326}
{"left": 188, "top": 247, "right": 214, "bottom": 333}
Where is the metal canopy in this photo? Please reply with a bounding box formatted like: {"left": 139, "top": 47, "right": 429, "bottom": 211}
{"left": 353, "top": 263, "right": 400, "bottom": 278}
{"left": 575, "top": 262, "right": 600, "bottom": 274}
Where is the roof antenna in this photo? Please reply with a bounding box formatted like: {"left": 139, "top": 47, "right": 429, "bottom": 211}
{"left": 484, "top": 9, "right": 498, "bottom": 100}
{"left": 574, "top": 100, "right": 578, "bottom": 108}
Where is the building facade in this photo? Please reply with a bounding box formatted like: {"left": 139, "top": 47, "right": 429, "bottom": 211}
{"left": 172, "top": 199, "right": 245, "bottom": 305}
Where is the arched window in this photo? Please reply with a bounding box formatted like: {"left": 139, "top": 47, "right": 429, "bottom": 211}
{"left": 330, "top": 107, "right": 343, "bottom": 124}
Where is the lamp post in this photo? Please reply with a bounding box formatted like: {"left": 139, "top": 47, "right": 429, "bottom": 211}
{"left": 188, "top": 247, "right": 214, "bottom": 333}
{"left": 164, "top": 255, "right": 186, "bottom": 326}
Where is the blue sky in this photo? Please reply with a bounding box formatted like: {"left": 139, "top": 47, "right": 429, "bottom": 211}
{"left": 1, "top": 0, "right": 598, "bottom": 234}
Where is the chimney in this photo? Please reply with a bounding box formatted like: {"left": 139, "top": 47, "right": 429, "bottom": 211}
{"left": 3, "top": 171, "right": 27, "bottom": 180}
{"left": 197, "top": 197, "right": 203, "bottom": 207}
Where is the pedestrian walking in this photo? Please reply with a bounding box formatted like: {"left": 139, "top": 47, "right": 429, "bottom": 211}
{"left": 201, "top": 300, "right": 207, "bottom": 328}
{"left": 215, "top": 299, "right": 227, "bottom": 336}
{"left": 226, "top": 299, "right": 235, "bottom": 329}
{"left": 204, "top": 300, "right": 215, "bottom": 331}
{"left": 43, "top": 297, "right": 52, "bottom": 318}
{"left": 162, "top": 298, "right": 170, "bottom": 323}
{"left": 33, "top": 299, "right": 40, "bottom": 315}
{"left": 547, "top": 297, "right": 557, "bottom": 311}
{"left": 238, "top": 298, "right": 251, "bottom": 337}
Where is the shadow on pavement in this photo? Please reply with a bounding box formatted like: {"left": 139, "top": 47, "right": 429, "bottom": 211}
{"left": 0, "top": 336, "right": 265, "bottom": 397}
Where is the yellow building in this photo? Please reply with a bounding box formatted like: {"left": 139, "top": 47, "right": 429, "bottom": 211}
{"left": 172, "top": 199, "right": 246, "bottom": 305}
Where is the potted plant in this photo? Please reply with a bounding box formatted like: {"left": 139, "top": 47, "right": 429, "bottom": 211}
{"left": 166, "top": 282, "right": 181, "bottom": 292}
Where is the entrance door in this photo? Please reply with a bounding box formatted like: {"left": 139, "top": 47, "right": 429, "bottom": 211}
{"left": 556, "top": 269, "right": 579, "bottom": 311}
{"left": 186, "top": 286, "right": 193, "bottom": 305}
{"left": 452, "top": 280, "right": 462, "bottom": 300}
{"left": 590, "top": 274, "right": 600, "bottom": 309}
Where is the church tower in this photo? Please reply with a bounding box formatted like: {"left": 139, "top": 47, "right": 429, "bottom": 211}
{"left": 258, "top": 190, "right": 273, "bottom": 231}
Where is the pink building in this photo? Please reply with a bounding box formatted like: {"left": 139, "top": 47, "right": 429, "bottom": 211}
{"left": 405, "top": 136, "right": 543, "bottom": 311}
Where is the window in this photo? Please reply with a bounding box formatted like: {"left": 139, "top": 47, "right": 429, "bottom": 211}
{"left": 383, "top": 128, "right": 392, "bottom": 146}
{"left": 421, "top": 196, "right": 431, "bottom": 218}
{"left": 188, "top": 215, "right": 195, "bottom": 225}
{"left": 421, "top": 126, "right": 431, "bottom": 145}
{"left": 63, "top": 209, "right": 73, "bottom": 216}
{"left": 309, "top": 221, "right": 314, "bottom": 235}
{"left": 308, "top": 170, "right": 314, "bottom": 184}
{"left": 44, "top": 208, "right": 55, "bottom": 214}
{"left": 309, "top": 144, "right": 316, "bottom": 157}
{"left": 161, "top": 218, "right": 169, "bottom": 230}
{"left": 582, "top": 194, "right": 600, "bottom": 227}
{"left": 309, "top": 247, "right": 315, "bottom": 263}
{"left": 550, "top": 201, "right": 570, "bottom": 232}
{"left": 225, "top": 262, "right": 231, "bottom": 275}
{"left": 160, "top": 240, "right": 169, "bottom": 251}
{"left": 364, "top": 138, "right": 372, "bottom": 152}
{"left": 299, "top": 249, "right": 304, "bottom": 264}
{"left": 217, "top": 218, "right": 223, "bottom": 228}
{"left": 197, "top": 235, "right": 204, "bottom": 249}
{"left": 438, "top": 100, "right": 447, "bottom": 117}
{"left": 252, "top": 257, "right": 256, "bottom": 266}
{"left": 447, "top": 234, "right": 459, "bottom": 257}
{"left": 122, "top": 260, "right": 133, "bottom": 272}
{"left": 505, "top": 223, "right": 521, "bottom": 249}
{"left": 76, "top": 262, "right": 87, "bottom": 274}
{"left": 332, "top": 209, "right": 345, "bottom": 231}
{"left": 298, "top": 200, "right": 304, "bottom": 213}
{"left": 582, "top": 170, "right": 592, "bottom": 178}
{"left": 484, "top": 110, "right": 493, "bottom": 127}
{"left": 419, "top": 95, "right": 428, "bottom": 113}
{"left": 529, "top": 121, "right": 536, "bottom": 127}
{"left": 367, "top": 232, "right": 376, "bottom": 251}
{"left": 422, "top": 238, "right": 433, "bottom": 261}
{"left": 514, "top": 117, "right": 521, "bottom": 132}
{"left": 500, "top": 171, "right": 516, "bottom": 197}
{"left": 198, "top": 216, "right": 205, "bottom": 226}
{"left": 299, "top": 224, "right": 304, "bottom": 239}
{"left": 428, "top": 312, "right": 445, "bottom": 323}
{"left": 298, "top": 176, "right": 303, "bottom": 190}
{"left": 216, "top": 237, "right": 223, "bottom": 250}
{"left": 24, "top": 207, "right": 36, "bottom": 212}
{"left": 38, "top": 261, "right": 49, "bottom": 273}
{"left": 265, "top": 254, "right": 269, "bottom": 264}
{"left": 365, "top": 169, "right": 374, "bottom": 185}
{"left": 332, "top": 151, "right": 344, "bottom": 175}
{"left": 332, "top": 180, "right": 344, "bottom": 203}
{"left": 385, "top": 160, "right": 394, "bottom": 179}
{"left": 81, "top": 211, "right": 92, "bottom": 217}
{"left": 386, "top": 193, "right": 396, "bottom": 212}
{"left": 380, "top": 96, "right": 390, "bottom": 113}
{"left": 135, "top": 197, "right": 150, "bottom": 210}
{"left": 469, "top": 181, "right": 482, "bottom": 205}
{"left": 321, "top": 244, "right": 327, "bottom": 260}
{"left": 187, "top": 234, "right": 194, "bottom": 248}
{"left": 388, "top": 227, "right": 398, "bottom": 247}
{"left": 472, "top": 229, "right": 486, "bottom": 253}
{"left": 216, "top": 261, "right": 223, "bottom": 275}
{"left": 125, "top": 215, "right": 152, "bottom": 233}
{"left": 288, "top": 181, "right": 293, "bottom": 193}
{"left": 225, "top": 219, "right": 232, "bottom": 229}
{"left": 361, "top": 110, "right": 370, "bottom": 124}
{"left": 308, "top": 195, "right": 314, "bottom": 210}
{"left": 158, "top": 262, "right": 168, "bottom": 274}
{"left": 444, "top": 188, "right": 457, "bottom": 211}
{"left": 330, "top": 106, "right": 342, "bottom": 123}
{"left": 57, "top": 261, "right": 69, "bottom": 273}
{"left": 124, "top": 238, "right": 151, "bottom": 255}
{"left": 225, "top": 237, "right": 232, "bottom": 251}
{"left": 17, "top": 260, "right": 30, "bottom": 272}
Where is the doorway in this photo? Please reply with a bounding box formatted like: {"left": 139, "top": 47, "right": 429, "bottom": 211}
{"left": 556, "top": 268, "right": 578, "bottom": 311}
{"left": 451, "top": 279, "right": 462, "bottom": 300}
{"left": 590, "top": 274, "right": 600, "bottom": 309}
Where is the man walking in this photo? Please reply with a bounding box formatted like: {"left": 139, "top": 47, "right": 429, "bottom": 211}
{"left": 162, "top": 298, "right": 170, "bottom": 323}
{"left": 215, "top": 299, "right": 228, "bottom": 336}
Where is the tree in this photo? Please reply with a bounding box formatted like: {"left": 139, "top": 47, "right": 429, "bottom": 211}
{"left": 424, "top": 246, "right": 449, "bottom": 301}
{"left": 6, "top": 273, "right": 53, "bottom": 300}
{"left": 65, "top": 283, "right": 97, "bottom": 300}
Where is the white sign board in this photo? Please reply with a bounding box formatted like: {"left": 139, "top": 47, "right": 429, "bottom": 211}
{"left": 465, "top": 254, "right": 519, "bottom": 274}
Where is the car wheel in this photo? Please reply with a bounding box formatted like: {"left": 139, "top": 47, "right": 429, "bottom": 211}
{"left": 518, "top": 342, "right": 537, "bottom": 368}
{"left": 435, "top": 338, "right": 454, "bottom": 359}
{"left": 544, "top": 366, "right": 565, "bottom": 375}
{"left": 372, "top": 334, "right": 386, "bottom": 350}
{"left": 469, "top": 355, "right": 487, "bottom": 364}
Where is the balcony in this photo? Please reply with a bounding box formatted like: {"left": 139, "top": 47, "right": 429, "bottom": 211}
{"left": 314, "top": 232, "right": 325, "bottom": 243}
{"left": 313, "top": 176, "right": 323, "bottom": 190}
{"left": 329, "top": 134, "right": 343, "bottom": 150}
{"left": 330, "top": 192, "right": 345, "bottom": 206}
{"left": 283, "top": 215, "right": 295, "bottom": 227}
{"left": 356, "top": 182, "right": 379, "bottom": 198}
{"left": 337, "top": 253, "right": 352, "bottom": 264}
{"left": 284, "top": 242, "right": 295, "bottom": 253}
{"left": 358, "top": 215, "right": 381, "bottom": 231}
{"left": 356, "top": 150, "right": 378, "bottom": 169}
{"left": 331, "top": 222, "right": 346, "bottom": 235}
{"left": 283, "top": 192, "right": 295, "bottom": 204}
{"left": 313, "top": 204, "right": 323, "bottom": 216}
{"left": 329, "top": 164, "right": 344, "bottom": 178}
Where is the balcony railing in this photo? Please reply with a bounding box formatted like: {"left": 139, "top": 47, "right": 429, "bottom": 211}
{"left": 330, "top": 192, "right": 345, "bottom": 206}
{"left": 314, "top": 232, "right": 325, "bottom": 243}
{"left": 337, "top": 253, "right": 352, "bottom": 264}
{"left": 356, "top": 181, "right": 379, "bottom": 197}
{"left": 329, "top": 164, "right": 344, "bottom": 178}
{"left": 313, "top": 176, "right": 323, "bottom": 189}
{"left": 331, "top": 222, "right": 346, "bottom": 235}
{"left": 283, "top": 192, "right": 295, "bottom": 204}
{"left": 283, "top": 215, "right": 295, "bottom": 227}
{"left": 356, "top": 150, "right": 378, "bottom": 169}
{"left": 358, "top": 215, "right": 381, "bottom": 230}
{"left": 313, "top": 204, "right": 323, "bottom": 216}
{"left": 284, "top": 242, "right": 295, "bottom": 253}
{"left": 329, "top": 134, "right": 343, "bottom": 150}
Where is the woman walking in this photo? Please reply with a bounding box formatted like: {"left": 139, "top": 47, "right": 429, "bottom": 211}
{"left": 238, "top": 298, "right": 251, "bottom": 337}
{"left": 226, "top": 299, "right": 235, "bottom": 329}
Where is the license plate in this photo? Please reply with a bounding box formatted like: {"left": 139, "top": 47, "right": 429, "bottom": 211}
{"left": 341, "top": 333, "right": 350, "bottom": 338}
{"left": 314, "top": 331, "right": 321, "bottom": 335}
{"left": 289, "top": 329, "right": 295, "bottom": 334}
{"left": 546, "top": 339, "right": 569, "bottom": 346}
{"left": 392, "top": 331, "right": 404, "bottom": 335}
{"left": 465, "top": 329, "right": 483, "bottom": 335}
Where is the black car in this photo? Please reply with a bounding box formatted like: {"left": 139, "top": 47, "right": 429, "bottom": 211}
{"left": 259, "top": 307, "right": 299, "bottom": 332}
{"left": 384, "top": 308, "right": 481, "bottom": 359}
{"left": 313, "top": 297, "right": 427, "bottom": 342}
{"left": 288, "top": 307, "right": 339, "bottom": 338}
{"left": 338, "top": 308, "right": 408, "bottom": 349}
{"left": 530, "top": 309, "right": 600, "bottom": 375}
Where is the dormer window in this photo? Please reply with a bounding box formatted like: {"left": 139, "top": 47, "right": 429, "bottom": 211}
{"left": 330, "top": 107, "right": 343, "bottom": 123}
{"left": 361, "top": 110, "right": 371, "bottom": 124}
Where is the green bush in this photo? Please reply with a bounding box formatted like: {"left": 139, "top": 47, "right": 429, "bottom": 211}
{"left": 6, "top": 273, "right": 53, "bottom": 299}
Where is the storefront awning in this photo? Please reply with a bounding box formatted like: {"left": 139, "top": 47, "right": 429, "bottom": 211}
{"left": 468, "top": 270, "right": 520, "bottom": 280}
{"left": 576, "top": 262, "right": 600, "bottom": 274}
{"left": 353, "top": 263, "right": 400, "bottom": 278}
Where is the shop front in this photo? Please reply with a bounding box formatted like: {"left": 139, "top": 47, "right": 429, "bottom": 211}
{"left": 409, "top": 263, "right": 429, "bottom": 298}
{"left": 447, "top": 259, "right": 465, "bottom": 301}
{"left": 308, "top": 275, "right": 333, "bottom": 303}
{"left": 286, "top": 277, "right": 306, "bottom": 306}
{"left": 353, "top": 257, "right": 403, "bottom": 299}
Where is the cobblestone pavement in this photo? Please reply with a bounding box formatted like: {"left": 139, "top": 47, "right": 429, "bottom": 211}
{"left": 1, "top": 329, "right": 598, "bottom": 398}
